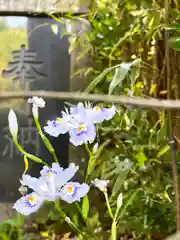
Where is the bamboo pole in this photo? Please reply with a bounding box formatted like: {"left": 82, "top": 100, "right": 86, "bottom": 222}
{"left": 3, "top": 91, "right": 180, "bottom": 109}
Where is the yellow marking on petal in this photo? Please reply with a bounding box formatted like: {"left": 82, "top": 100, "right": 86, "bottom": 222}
{"left": 95, "top": 106, "right": 101, "bottom": 111}
{"left": 27, "top": 196, "right": 34, "bottom": 201}
{"left": 26, "top": 195, "right": 38, "bottom": 203}
{"left": 77, "top": 124, "right": 86, "bottom": 132}
{"left": 56, "top": 117, "right": 63, "bottom": 123}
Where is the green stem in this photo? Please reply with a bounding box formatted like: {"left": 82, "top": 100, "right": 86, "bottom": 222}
{"left": 13, "top": 137, "right": 48, "bottom": 166}
{"left": 111, "top": 220, "right": 117, "bottom": 240}
{"left": 75, "top": 203, "right": 100, "bottom": 240}
{"left": 55, "top": 200, "right": 88, "bottom": 240}
{"left": 84, "top": 144, "right": 93, "bottom": 183}
{"left": 85, "top": 157, "right": 92, "bottom": 183}
{"left": 85, "top": 143, "right": 91, "bottom": 157}
{"left": 75, "top": 202, "right": 86, "bottom": 222}
{"left": 104, "top": 191, "right": 114, "bottom": 219}
{"left": 114, "top": 208, "right": 119, "bottom": 223}
{"left": 34, "top": 116, "right": 59, "bottom": 163}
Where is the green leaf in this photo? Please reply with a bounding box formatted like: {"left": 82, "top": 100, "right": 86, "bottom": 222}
{"left": 111, "top": 170, "right": 129, "bottom": 198}
{"left": 82, "top": 195, "right": 89, "bottom": 219}
{"left": 0, "top": 233, "right": 8, "bottom": 240}
{"left": 157, "top": 144, "right": 170, "bottom": 158}
{"left": 157, "top": 124, "right": 167, "bottom": 144}
{"left": 135, "top": 152, "right": 147, "bottom": 166}
{"left": 166, "top": 23, "right": 180, "bottom": 30}
{"left": 118, "top": 189, "right": 139, "bottom": 222}
{"left": 41, "top": 135, "right": 55, "bottom": 153}
{"left": 131, "top": 58, "right": 141, "bottom": 66}
{"left": 3, "top": 219, "right": 16, "bottom": 226}
{"left": 51, "top": 24, "right": 58, "bottom": 35}
{"left": 168, "top": 37, "right": 180, "bottom": 51}
{"left": 129, "top": 65, "right": 140, "bottom": 84}
{"left": 85, "top": 66, "right": 114, "bottom": 93}
{"left": 76, "top": 47, "right": 90, "bottom": 62}
{"left": 26, "top": 153, "right": 46, "bottom": 165}
{"left": 109, "top": 63, "right": 130, "bottom": 95}
{"left": 95, "top": 139, "right": 111, "bottom": 159}
{"left": 108, "top": 59, "right": 141, "bottom": 94}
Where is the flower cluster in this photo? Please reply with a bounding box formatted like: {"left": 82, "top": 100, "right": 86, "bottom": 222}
{"left": 44, "top": 102, "right": 116, "bottom": 146}
{"left": 13, "top": 163, "right": 89, "bottom": 216}
{"left": 9, "top": 98, "right": 117, "bottom": 218}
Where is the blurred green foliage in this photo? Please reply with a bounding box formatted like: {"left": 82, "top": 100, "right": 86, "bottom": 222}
{"left": 65, "top": 0, "right": 179, "bottom": 239}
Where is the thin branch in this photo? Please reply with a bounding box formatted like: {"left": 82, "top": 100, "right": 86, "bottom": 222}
{"left": 3, "top": 91, "right": 180, "bottom": 109}
{"left": 164, "top": 0, "right": 180, "bottom": 231}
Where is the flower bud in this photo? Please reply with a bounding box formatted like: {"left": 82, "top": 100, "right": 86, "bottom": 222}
{"left": 8, "top": 109, "right": 18, "bottom": 137}
{"left": 28, "top": 96, "right": 45, "bottom": 108}
{"left": 117, "top": 193, "right": 123, "bottom": 209}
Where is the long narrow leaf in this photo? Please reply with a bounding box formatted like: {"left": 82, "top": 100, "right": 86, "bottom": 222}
{"left": 82, "top": 195, "right": 90, "bottom": 219}
{"left": 117, "top": 189, "right": 139, "bottom": 224}
{"left": 84, "top": 66, "right": 115, "bottom": 93}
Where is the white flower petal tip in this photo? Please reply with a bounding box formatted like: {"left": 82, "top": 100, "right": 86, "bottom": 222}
{"left": 69, "top": 163, "right": 79, "bottom": 171}
{"left": 28, "top": 96, "right": 45, "bottom": 108}
{"left": 91, "top": 178, "right": 110, "bottom": 192}
{"left": 93, "top": 143, "right": 99, "bottom": 154}
{"left": 8, "top": 109, "right": 18, "bottom": 136}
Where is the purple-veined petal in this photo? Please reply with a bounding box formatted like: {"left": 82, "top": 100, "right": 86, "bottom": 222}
{"left": 70, "top": 102, "right": 86, "bottom": 115}
{"left": 44, "top": 118, "right": 69, "bottom": 137}
{"left": 13, "top": 192, "right": 44, "bottom": 216}
{"left": 102, "top": 105, "right": 116, "bottom": 120}
{"left": 20, "top": 174, "right": 40, "bottom": 190}
{"left": 58, "top": 182, "right": 89, "bottom": 203}
{"left": 20, "top": 174, "right": 50, "bottom": 196}
{"left": 19, "top": 163, "right": 81, "bottom": 202}
{"left": 69, "top": 122, "right": 96, "bottom": 146}
{"left": 91, "top": 105, "right": 116, "bottom": 123}
{"left": 40, "top": 163, "right": 63, "bottom": 177}
{"left": 55, "top": 163, "right": 79, "bottom": 189}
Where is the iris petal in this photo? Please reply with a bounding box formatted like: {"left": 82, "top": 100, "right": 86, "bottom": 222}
{"left": 13, "top": 192, "right": 44, "bottom": 216}
{"left": 44, "top": 119, "right": 69, "bottom": 137}
{"left": 69, "top": 123, "right": 96, "bottom": 146}
{"left": 55, "top": 163, "right": 79, "bottom": 189}
{"left": 58, "top": 182, "right": 89, "bottom": 203}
